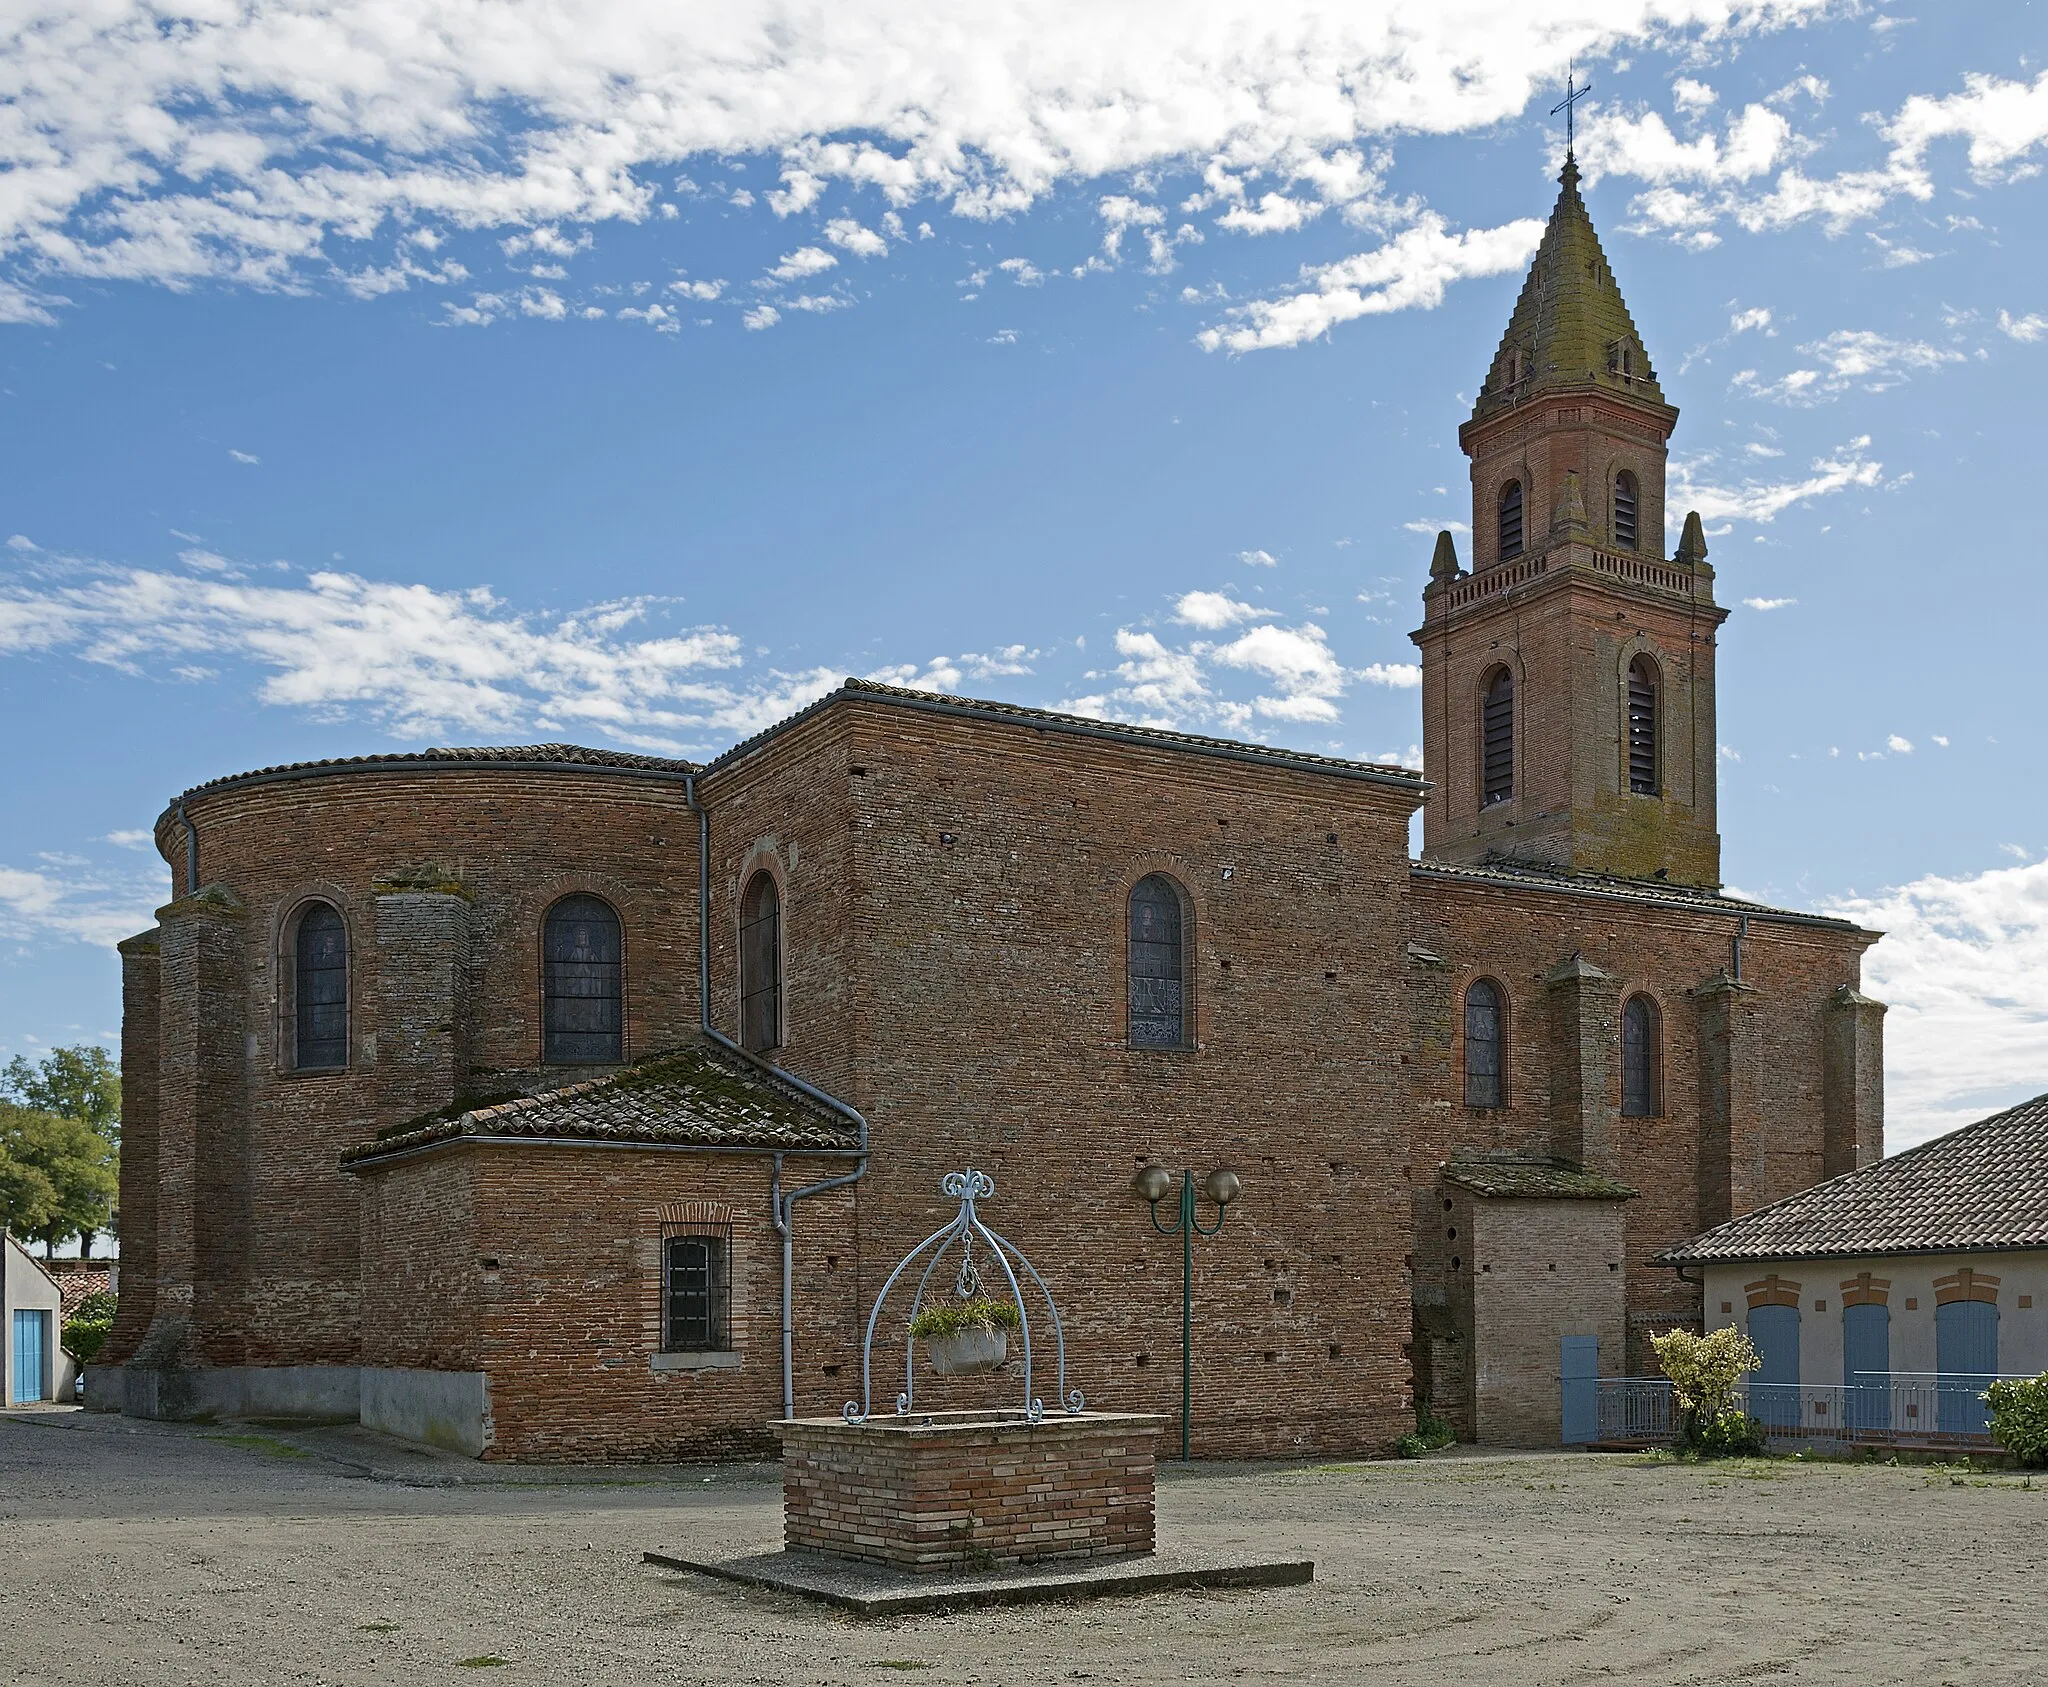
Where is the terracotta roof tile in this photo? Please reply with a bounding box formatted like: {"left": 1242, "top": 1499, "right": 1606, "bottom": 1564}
{"left": 1659, "top": 1093, "right": 2048, "bottom": 1264}
{"left": 1442, "top": 1159, "right": 1638, "bottom": 1201}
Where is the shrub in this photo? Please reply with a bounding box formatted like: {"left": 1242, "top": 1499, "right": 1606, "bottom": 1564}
{"left": 1652, "top": 1325, "right": 1768, "bottom": 1458}
{"left": 908, "top": 1297, "right": 1022, "bottom": 1341}
{"left": 63, "top": 1290, "right": 116, "bottom": 1366}
{"left": 1986, "top": 1373, "right": 2048, "bottom": 1468}
{"left": 1395, "top": 1403, "right": 1457, "bottom": 1458}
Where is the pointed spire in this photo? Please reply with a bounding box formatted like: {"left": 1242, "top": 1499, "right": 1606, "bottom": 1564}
{"left": 1472, "top": 159, "right": 1668, "bottom": 422}
{"left": 1429, "top": 528, "right": 1461, "bottom": 586}
{"left": 1676, "top": 510, "right": 1708, "bottom": 566}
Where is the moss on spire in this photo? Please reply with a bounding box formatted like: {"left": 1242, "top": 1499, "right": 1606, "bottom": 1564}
{"left": 1472, "top": 157, "right": 1666, "bottom": 422}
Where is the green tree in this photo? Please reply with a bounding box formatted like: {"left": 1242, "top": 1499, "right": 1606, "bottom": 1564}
{"left": 0, "top": 1140, "right": 59, "bottom": 1237}
{"left": 0, "top": 1104, "right": 118, "bottom": 1257}
{"left": 3, "top": 1045, "right": 122, "bottom": 1141}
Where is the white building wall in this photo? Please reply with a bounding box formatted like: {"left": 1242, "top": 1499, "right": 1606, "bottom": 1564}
{"left": 4, "top": 1235, "right": 78, "bottom": 1405}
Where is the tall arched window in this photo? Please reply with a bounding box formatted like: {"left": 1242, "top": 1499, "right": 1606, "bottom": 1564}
{"left": 1613, "top": 470, "right": 1639, "bottom": 550}
{"left": 739, "top": 871, "right": 782, "bottom": 1053}
{"left": 293, "top": 901, "right": 348, "bottom": 1070}
{"left": 543, "top": 894, "right": 623, "bottom": 1064}
{"left": 1128, "top": 874, "right": 1187, "bottom": 1049}
{"left": 1463, "top": 980, "right": 1505, "bottom": 1108}
{"left": 1497, "top": 480, "right": 1525, "bottom": 560}
{"left": 1482, "top": 667, "right": 1514, "bottom": 808}
{"left": 1621, "top": 994, "right": 1660, "bottom": 1117}
{"left": 1627, "top": 656, "right": 1659, "bottom": 795}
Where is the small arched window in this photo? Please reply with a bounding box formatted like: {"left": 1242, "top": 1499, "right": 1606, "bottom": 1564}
{"left": 1613, "top": 470, "right": 1639, "bottom": 550}
{"left": 293, "top": 901, "right": 348, "bottom": 1070}
{"left": 543, "top": 894, "right": 623, "bottom": 1065}
{"left": 1627, "top": 656, "right": 1659, "bottom": 796}
{"left": 739, "top": 871, "right": 782, "bottom": 1053}
{"left": 1482, "top": 666, "right": 1514, "bottom": 808}
{"left": 1621, "top": 994, "right": 1661, "bottom": 1117}
{"left": 1498, "top": 480, "right": 1525, "bottom": 560}
{"left": 1464, "top": 980, "right": 1505, "bottom": 1108}
{"left": 1128, "top": 874, "right": 1188, "bottom": 1049}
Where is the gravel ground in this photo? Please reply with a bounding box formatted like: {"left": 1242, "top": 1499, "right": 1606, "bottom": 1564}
{"left": 1, "top": 1406, "right": 2042, "bottom": 1686}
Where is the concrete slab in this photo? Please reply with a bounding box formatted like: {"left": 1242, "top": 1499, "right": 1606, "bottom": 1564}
{"left": 643, "top": 1546, "right": 1314, "bottom": 1617}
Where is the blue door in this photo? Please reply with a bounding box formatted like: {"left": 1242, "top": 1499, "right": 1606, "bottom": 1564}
{"left": 12, "top": 1308, "right": 47, "bottom": 1404}
{"left": 1842, "top": 1304, "right": 1890, "bottom": 1432}
{"left": 1747, "top": 1304, "right": 1800, "bottom": 1429}
{"left": 1560, "top": 1335, "right": 1599, "bottom": 1444}
{"left": 1936, "top": 1300, "right": 1999, "bottom": 1435}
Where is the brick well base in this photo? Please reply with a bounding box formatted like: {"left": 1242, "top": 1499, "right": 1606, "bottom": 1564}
{"left": 778, "top": 1410, "right": 1165, "bottom": 1573}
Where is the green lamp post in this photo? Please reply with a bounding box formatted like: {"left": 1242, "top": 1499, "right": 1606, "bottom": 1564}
{"left": 1132, "top": 1164, "right": 1241, "bottom": 1462}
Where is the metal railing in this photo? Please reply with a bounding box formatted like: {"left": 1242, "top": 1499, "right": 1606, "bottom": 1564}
{"left": 1591, "top": 1374, "right": 2025, "bottom": 1452}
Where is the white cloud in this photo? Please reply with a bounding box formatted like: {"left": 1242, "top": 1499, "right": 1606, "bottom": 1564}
{"left": 1669, "top": 435, "right": 1887, "bottom": 523}
{"left": 1360, "top": 662, "right": 1421, "bottom": 688}
{"left": 0, "top": 859, "right": 163, "bottom": 947}
{"left": 6, "top": 535, "right": 37, "bottom": 552}
{"left": 618, "top": 302, "right": 680, "bottom": 332}
{"left": 228, "top": 449, "right": 260, "bottom": 465}
{"left": 997, "top": 257, "right": 1044, "bottom": 286}
{"left": 1887, "top": 734, "right": 1914, "bottom": 754}
{"left": 1733, "top": 329, "right": 1964, "bottom": 404}
{"left": 669, "top": 277, "right": 725, "bottom": 301}
{"left": 742, "top": 304, "right": 781, "bottom": 331}
{"left": 1729, "top": 306, "right": 1772, "bottom": 334}
{"left": 1199, "top": 212, "right": 1543, "bottom": 352}
{"left": 1208, "top": 623, "right": 1347, "bottom": 722}
{"left": 103, "top": 829, "right": 153, "bottom": 849}
{"left": 766, "top": 246, "right": 837, "bottom": 284}
{"left": 824, "top": 218, "right": 889, "bottom": 258}
{"left": 1999, "top": 310, "right": 2048, "bottom": 343}
{"left": 1828, "top": 857, "right": 2048, "bottom": 1149}
{"left": 1402, "top": 518, "right": 1470, "bottom": 536}
{"left": 1742, "top": 595, "right": 1796, "bottom": 610}
{"left": 1173, "top": 591, "right": 1271, "bottom": 631}
{"left": 783, "top": 293, "right": 850, "bottom": 313}
{"left": 1672, "top": 78, "right": 1718, "bottom": 113}
{"left": 865, "top": 645, "right": 1038, "bottom": 695}
{"left": 1237, "top": 549, "right": 1278, "bottom": 568}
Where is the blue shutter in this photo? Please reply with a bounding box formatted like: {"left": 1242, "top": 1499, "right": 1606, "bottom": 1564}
{"left": 1842, "top": 1304, "right": 1890, "bottom": 1432}
{"left": 1936, "top": 1300, "right": 1999, "bottom": 1435}
{"left": 1559, "top": 1335, "right": 1599, "bottom": 1444}
{"left": 1746, "top": 1304, "right": 1800, "bottom": 1429}
{"left": 12, "top": 1308, "right": 47, "bottom": 1404}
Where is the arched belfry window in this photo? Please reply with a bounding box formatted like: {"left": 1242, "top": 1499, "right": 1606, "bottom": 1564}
{"left": 1464, "top": 980, "right": 1505, "bottom": 1108}
{"left": 739, "top": 871, "right": 782, "bottom": 1053}
{"left": 1481, "top": 667, "right": 1514, "bottom": 808}
{"left": 1622, "top": 994, "right": 1661, "bottom": 1118}
{"left": 293, "top": 901, "right": 348, "bottom": 1070}
{"left": 1613, "top": 470, "right": 1639, "bottom": 550}
{"left": 1128, "top": 874, "right": 1188, "bottom": 1049}
{"left": 543, "top": 894, "right": 623, "bottom": 1064}
{"left": 1498, "top": 480, "right": 1525, "bottom": 560}
{"left": 1627, "top": 656, "right": 1659, "bottom": 796}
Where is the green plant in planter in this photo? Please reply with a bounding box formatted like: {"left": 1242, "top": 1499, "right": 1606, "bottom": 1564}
{"left": 908, "top": 1298, "right": 1022, "bottom": 1341}
{"left": 1986, "top": 1373, "right": 2048, "bottom": 1467}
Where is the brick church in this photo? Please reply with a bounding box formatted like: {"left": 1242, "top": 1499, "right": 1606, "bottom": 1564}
{"left": 96, "top": 161, "right": 1885, "bottom": 1459}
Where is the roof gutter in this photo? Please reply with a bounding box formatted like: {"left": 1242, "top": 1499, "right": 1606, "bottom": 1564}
{"left": 684, "top": 772, "right": 869, "bottom": 1423}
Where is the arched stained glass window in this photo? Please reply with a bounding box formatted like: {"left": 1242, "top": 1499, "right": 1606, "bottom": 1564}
{"left": 1621, "top": 994, "right": 1660, "bottom": 1117}
{"left": 294, "top": 901, "right": 348, "bottom": 1070}
{"left": 1482, "top": 667, "right": 1514, "bottom": 808}
{"left": 1464, "top": 980, "right": 1504, "bottom": 1108}
{"left": 1627, "top": 656, "right": 1659, "bottom": 796}
{"left": 1613, "top": 470, "right": 1639, "bottom": 550}
{"left": 1128, "top": 875, "right": 1187, "bottom": 1049}
{"left": 543, "top": 894, "right": 623, "bottom": 1065}
{"left": 739, "top": 871, "right": 782, "bottom": 1053}
{"left": 1498, "top": 480, "right": 1525, "bottom": 560}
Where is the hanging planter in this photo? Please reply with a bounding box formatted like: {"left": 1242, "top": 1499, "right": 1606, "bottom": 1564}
{"left": 910, "top": 1298, "right": 1021, "bottom": 1376}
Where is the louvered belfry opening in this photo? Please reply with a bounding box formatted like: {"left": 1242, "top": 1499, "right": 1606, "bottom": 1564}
{"left": 1613, "top": 470, "right": 1638, "bottom": 549}
{"left": 1627, "top": 656, "right": 1659, "bottom": 795}
{"left": 1481, "top": 667, "right": 1514, "bottom": 806}
{"left": 1497, "top": 479, "right": 1524, "bottom": 560}
{"left": 739, "top": 870, "right": 782, "bottom": 1052}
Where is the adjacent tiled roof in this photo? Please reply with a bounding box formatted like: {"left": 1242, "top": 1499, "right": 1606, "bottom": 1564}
{"left": 341, "top": 1039, "right": 861, "bottom": 1169}
{"left": 1443, "top": 1159, "right": 1638, "bottom": 1201}
{"left": 708, "top": 677, "right": 1428, "bottom": 791}
{"left": 1411, "top": 857, "right": 1873, "bottom": 935}
{"left": 1659, "top": 1092, "right": 2048, "bottom": 1264}
{"left": 176, "top": 742, "right": 698, "bottom": 806}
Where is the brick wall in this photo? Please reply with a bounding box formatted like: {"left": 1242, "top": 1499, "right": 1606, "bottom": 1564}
{"left": 780, "top": 1412, "right": 1162, "bottom": 1570}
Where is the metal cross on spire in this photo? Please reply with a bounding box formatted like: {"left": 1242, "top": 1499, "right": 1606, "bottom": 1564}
{"left": 1551, "top": 64, "right": 1592, "bottom": 158}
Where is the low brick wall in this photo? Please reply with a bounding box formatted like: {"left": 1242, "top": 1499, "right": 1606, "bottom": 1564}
{"left": 779, "top": 1410, "right": 1165, "bottom": 1572}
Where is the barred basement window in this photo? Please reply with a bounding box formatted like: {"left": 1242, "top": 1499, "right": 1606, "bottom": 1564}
{"left": 293, "top": 901, "right": 348, "bottom": 1070}
{"left": 1622, "top": 994, "right": 1661, "bottom": 1118}
{"left": 1481, "top": 667, "right": 1514, "bottom": 807}
{"left": 1627, "top": 656, "right": 1659, "bottom": 796}
{"left": 739, "top": 871, "right": 782, "bottom": 1053}
{"left": 1498, "top": 479, "right": 1525, "bottom": 560}
{"left": 1464, "top": 980, "right": 1506, "bottom": 1109}
{"left": 663, "top": 1225, "right": 733, "bottom": 1352}
{"left": 1128, "top": 874, "right": 1188, "bottom": 1049}
{"left": 1613, "top": 470, "right": 1639, "bottom": 550}
{"left": 543, "top": 894, "right": 623, "bottom": 1064}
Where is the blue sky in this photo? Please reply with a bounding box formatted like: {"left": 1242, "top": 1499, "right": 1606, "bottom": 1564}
{"left": 2, "top": 0, "right": 2046, "bottom": 1147}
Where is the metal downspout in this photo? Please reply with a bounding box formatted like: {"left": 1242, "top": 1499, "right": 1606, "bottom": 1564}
{"left": 683, "top": 773, "right": 868, "bottom": 1422}
{"left": 175, "top": 801, "right": 199, "bottom": 896}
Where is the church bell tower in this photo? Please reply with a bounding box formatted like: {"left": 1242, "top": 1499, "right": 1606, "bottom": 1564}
{"left": 1412, "top": 156, "right": 1726, "bottom": 888}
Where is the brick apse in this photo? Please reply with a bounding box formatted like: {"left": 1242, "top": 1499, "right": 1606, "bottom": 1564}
{"left": 96, "top": 162, "right": 1884, "bottom": 1458}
